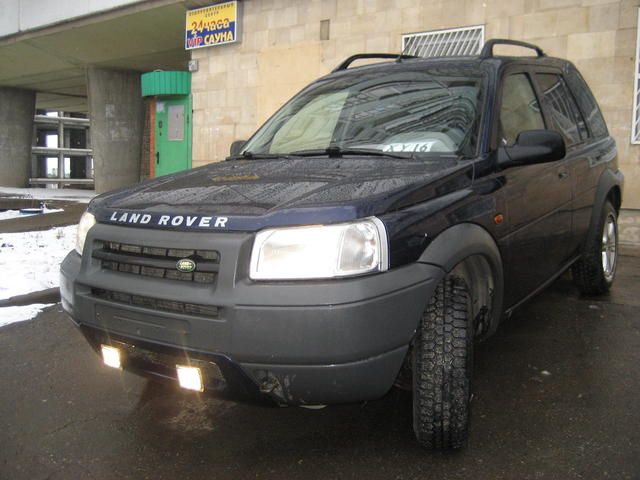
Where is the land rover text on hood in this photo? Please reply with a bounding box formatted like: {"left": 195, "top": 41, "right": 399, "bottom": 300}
{"left": 61, "top": 40, "right": 623, "bottom": 449}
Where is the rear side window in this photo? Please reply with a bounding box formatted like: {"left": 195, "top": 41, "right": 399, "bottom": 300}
{"left": 499, "top": 73, "right": 545, "bottom": 145}
{"left": 536, "top": 73, "right": 587, "bottom": 146}
{"left": 565, "top": 66, "right": 608, "bottom": 139}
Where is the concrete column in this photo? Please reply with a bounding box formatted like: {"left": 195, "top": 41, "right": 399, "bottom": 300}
{"left": 87, "top": 67, "right": 143, "bottom": 193}
{"left": 0, "top": 88, "right": 36, "bottom": 187}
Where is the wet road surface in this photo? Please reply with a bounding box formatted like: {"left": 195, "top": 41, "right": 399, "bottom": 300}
{"left": 1, "top": 251, "right": 639, "bottom": 479}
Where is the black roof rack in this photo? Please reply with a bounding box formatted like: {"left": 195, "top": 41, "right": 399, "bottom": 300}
{"left": 332, "top": 53, "right": 417, "bottom": 73}
{"left": 480, "top": 39, "right": 545, "bottom": 58}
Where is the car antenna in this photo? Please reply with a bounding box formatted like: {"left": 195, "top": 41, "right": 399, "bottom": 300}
{"left": 396, "top": 42, "right": 411, "bottom": 63}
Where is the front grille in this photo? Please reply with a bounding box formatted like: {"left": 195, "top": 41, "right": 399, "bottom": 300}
{"left": 93, "top": 240, "right": 219, "bottom": 284}
{"left": 91, "top": 288, "right": 219, "bottom": 318}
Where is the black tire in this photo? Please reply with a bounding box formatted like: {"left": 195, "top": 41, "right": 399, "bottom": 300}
{"left": 412, "top": 276, "right": 472, "bottom": 449}
{"left": 572, "top": 200, "right": 618, "bottom": 296}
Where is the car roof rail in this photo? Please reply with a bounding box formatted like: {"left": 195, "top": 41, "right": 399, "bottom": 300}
{"left": 332, "top": 53, "right": 417, "bottom": 73}
{"left": 480, "top": 39, "right": 545, "bottom": 59}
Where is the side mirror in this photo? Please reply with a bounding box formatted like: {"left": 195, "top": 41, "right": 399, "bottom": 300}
{"left": 229, "top": 140, "right": 247, "bottom": 157}
{"left": 498, "top": 130, "right": 566, "bottom": 169}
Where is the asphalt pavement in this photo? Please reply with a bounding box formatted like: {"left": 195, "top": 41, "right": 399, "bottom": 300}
{"left": 1, "top": 251, "right": 639, "bottom": 480}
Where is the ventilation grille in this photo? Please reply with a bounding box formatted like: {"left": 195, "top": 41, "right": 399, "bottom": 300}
{"left": 93, "top": 241, "right": 219, "bottom": 284}
{"left": 91, "top": 288, "right": 220, "bottom": 318}
{"left": 402, "top": 25, "right": 484, "bottom": 58}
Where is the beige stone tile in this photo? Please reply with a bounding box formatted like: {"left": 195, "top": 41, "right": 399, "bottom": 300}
{"left": 539, "top": 0, "right": 581, "bottom": 9}
{"left": 464, "top": 0, "right": 487, "bottom": 24}
{"left": 252, "top": 31, "right": 269, "bottom": 52}
{"left": 296, "top": 2, "right": 309, "bottom": 25}
{"left": 592, "top": 83, "right": 634, "bottom": 109}
{"left": 485, "top": 0, "right": 526, "bottom": 18}
{"left": 365, "top": 33, "right": 391, "bottom": 52}
{"left": 620, "top": 164, "right": 640, "bottom": 208}
{"left": 375, "top": 10, "right": 403, "bottom": 33}
{"left": 486, "top": 17, "right": 511, "bottom": 39}
{"left": 567, "top": 30, "right": 616, "bottom": 59}
{"left": 333, "top": 33, "right": 366, "bottom": 57}
{"left": 581, "top": 0, "right": 619, "bottom": 6}
{"left": 509, "top": 15, "right": 526, "bottom": 38}
{"left": 274, "top": 6, "right": 298, "bottom": 28}
{"left": 320, "top": 0, "right": 340, "bottom": 19}
{"left": 392, "top": 0, "right": 415, "bottom": 7}
{"left": 522, "top": 11, "right": 558, "bottom": 39}
{"left": 404, "top": 5, "right": 431, "bottom": 33}
{"left": 290, "top": 25, "right": 306, "bottom": 43}
{"left": 305, "top": 21, "right": 322, "bottom": 41}
{"left": 439, "top": 0, "right": 469, "bottom": 26}
{"left": 321, "top": 38, "right": 338, "bottom": 64}
{"left": 525, "top": 0, "right": 540, "bottom": 14}
{"left": 615, "top": 28, "right": 638, "bottom": 57}
{"left": 619, "top": 0, "right": 640, "bottom": 29}
{"left": 556, "top": 7, "right": 590, "bottom": 35}
{"left": 588, "top": 2, "right": 620, "bottom": 31}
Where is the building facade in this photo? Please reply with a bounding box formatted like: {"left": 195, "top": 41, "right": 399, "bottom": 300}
{"left": 0, "top": 0, "right": 639, "bottom": 240}
{"left": 189, "top": 0, "right": 640, "bottom": 214}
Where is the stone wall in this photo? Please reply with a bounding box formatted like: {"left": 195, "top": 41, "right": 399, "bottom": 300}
{"left": 191, "top": 0, "right": 640, "bottom": 208}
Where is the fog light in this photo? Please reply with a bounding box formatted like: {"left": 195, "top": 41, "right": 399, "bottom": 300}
{"left": 101, "top": 345, "right": 121, "bottom": 369}
{"left": 176, "top": 365, "right": 204, "bottom": 392}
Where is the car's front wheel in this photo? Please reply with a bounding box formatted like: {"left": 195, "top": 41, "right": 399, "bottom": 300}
{"left": 412, "top": 276, "right": 472, "bottom": 449}
{"left": 572, "top": 200, "right": 618, "bottom": 295}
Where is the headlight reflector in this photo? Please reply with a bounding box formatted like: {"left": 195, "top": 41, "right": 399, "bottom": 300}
{"left": 75, "top": 211, "right": 96, "bottom": 255}
{"left": 250, "top": 218, "right": 388, "bottom": 280}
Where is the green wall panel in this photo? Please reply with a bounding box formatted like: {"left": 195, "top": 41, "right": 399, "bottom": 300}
{"left": 141, "top": 71, "right": 191, "bottom": 97}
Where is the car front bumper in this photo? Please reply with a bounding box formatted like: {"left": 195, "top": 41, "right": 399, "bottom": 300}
{"left": 60, "top": 224, "right": 442, "bottom": 405}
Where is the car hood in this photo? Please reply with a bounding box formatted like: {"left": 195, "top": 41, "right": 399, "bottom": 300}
{"left": 91, "top": 157, "right": 471, "bottom": 231}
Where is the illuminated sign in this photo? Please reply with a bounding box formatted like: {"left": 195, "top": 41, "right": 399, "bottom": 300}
{"left": 185, "top": 1, "right": 240, "bottom": 50}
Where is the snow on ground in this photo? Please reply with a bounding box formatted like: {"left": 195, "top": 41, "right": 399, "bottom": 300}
{"left": 0, "top": 304, "right": 54, "bottom": 328}
{"left": 0, "top": 187, "right": 95, "bottom": 203}
{"left": 0, "top": 225, "right": 76, "bottom": 327}
{"left": 0, "top": 207, "right": 64, "bottom": 221}
{"left": 0, "top": 225, "right": 76, "bottom": 301}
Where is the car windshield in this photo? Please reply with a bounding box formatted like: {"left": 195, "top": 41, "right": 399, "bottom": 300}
{"left": 241, "top": 68, "right": 483, "bottom": 158}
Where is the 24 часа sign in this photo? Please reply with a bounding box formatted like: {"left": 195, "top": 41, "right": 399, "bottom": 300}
{"left": 185, "top": 1, "right": 240, "bottom": 50}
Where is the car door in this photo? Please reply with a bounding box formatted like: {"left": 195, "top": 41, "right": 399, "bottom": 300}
{"left": 497, "top": 68, "right": 573, "bottom": 307}
{"left": 533, "top": 69, "right": 595, "bottom": 259}
{"left": 562, "top": 66, "right": 616, "bottom": 255}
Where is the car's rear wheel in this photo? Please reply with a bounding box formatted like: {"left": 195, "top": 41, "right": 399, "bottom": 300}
{"left": 572, "top": 200, "right": 618, "bottom": 295}
{"left": 412, "top": 276, "right": 472, "bottom": 449}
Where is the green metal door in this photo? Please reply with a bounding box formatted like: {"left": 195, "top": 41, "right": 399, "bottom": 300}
{"left": 155, "top": 96, "right": 192, "bottom": 177}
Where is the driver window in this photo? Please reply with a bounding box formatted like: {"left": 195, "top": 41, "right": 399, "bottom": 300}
{"left": 500, "top": 73, "right": 545, "bottom": 145}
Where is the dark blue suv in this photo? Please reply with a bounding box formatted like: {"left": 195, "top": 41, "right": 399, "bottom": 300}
{"left": 61, "top": 39, "right": 623, "bottom": 449}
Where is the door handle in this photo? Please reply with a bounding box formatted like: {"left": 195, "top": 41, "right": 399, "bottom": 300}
{"left": 156, "top": 152, "right": 160, "bottom": 165}
{"left": 558, "top": 170, "right": 569, "bottom": 180}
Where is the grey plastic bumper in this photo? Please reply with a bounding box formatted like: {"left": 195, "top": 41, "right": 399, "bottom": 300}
{"left": 60, "top": 224, "right": 443, "bottom": 404}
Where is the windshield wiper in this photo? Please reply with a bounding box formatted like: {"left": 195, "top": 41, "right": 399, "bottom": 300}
{"left": 290, "top": 146, "right": 413, "bottom": 159}
{"left": 226, "top": 150, "right": 298, "bottom": 161}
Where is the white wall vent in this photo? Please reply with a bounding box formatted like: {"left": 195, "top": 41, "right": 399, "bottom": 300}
{"left": 402, "top": 25, "right": 485, "bottom": 58}
{"left": 632, "top": 9, "right": 640, "bottom": 144}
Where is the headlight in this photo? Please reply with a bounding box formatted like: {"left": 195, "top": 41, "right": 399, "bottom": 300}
{"left": 250, "top": 218, "right": 388, "bottom": 280}
{"left": 75, "top": 211, "right": 96, "bottom": 255}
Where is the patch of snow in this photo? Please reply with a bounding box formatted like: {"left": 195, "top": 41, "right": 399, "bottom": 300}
{"left": 0, "top": 187, "right": 95, "bottom": 203}
{"left": 0, "top": 207, "right": 64, "bottom": 221}
{"left": 0, "top": 210, "right": 20, "bottom": 220}
{"left": 0, "top": 225, "right": 76, "bottom": 301}
{"left": 0, "top": 304, "right": 54, "bottom": 327}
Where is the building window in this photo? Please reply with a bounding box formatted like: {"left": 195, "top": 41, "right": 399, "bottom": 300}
{"left": 633, "top": 8, "right": 640, "bottom": 144}
{"left": 402, "top": 25, "right": 484, "bottom": 58}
